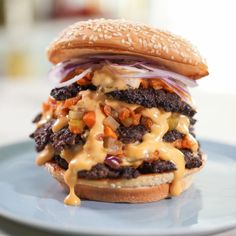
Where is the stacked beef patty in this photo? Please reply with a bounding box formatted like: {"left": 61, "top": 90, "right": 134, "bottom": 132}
{"left": 30, "top": 82, "right": 202, "bottom": 180}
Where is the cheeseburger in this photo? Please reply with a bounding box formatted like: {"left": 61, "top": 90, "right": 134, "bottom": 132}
{"left": 30, "top": 19, "right": 208, "bottom": 205}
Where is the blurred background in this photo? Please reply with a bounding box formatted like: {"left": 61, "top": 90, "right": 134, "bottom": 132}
{"left": 0, "top": 0, "right": 236, "bottom": 145}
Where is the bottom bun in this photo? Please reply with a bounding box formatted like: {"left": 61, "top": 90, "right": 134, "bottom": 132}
{"left": 45, "top": 157, "right": 205, "bottom": 203}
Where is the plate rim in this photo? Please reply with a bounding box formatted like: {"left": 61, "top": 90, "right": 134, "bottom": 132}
{"left": 0, "top": 140, "right": 236, "bottom": 236}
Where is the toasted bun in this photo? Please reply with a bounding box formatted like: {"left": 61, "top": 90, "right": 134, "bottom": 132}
{"left": 45, "top": 156, "right": 205, "bottom": 203}
{"left": 47, "top": 19, "right": 208, "bottom": 79}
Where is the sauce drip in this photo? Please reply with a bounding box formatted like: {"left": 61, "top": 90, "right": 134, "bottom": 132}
{"left": 36, "top": 85, "right": 199, "bottom": 204}
{"left": 52, "top": 116, "right": 68, "bottom": 133}
{"left": 36, "top": 144, "right": 54, "bottom": 166}
{"left": 125, "top": 108, "right": 185, "bottom": 196}
{"left": 64, "top": 91, "right": 107, "bottom": 205}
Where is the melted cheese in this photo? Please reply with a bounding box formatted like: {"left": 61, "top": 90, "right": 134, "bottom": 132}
{"left": 105, "top": 99, "right": 140, "bottom": 111}
{"left": 124, "top": 108, "right": 185, "bottom": 196}
{"left": 92, "top": 66, "right": 127, "bottom": 91}
{"left": 60, "top": 145, "right": 83, "bottom": 163}
{"left": 35, "top": 88, "right": 199, "bottom": 205}
{"left": 125, "top": 108, "right": 171, "bottom": 160}
{"left": 92, "top": 66, "right": 141, "bottom": 92}
{"left": 36, "top": 113, "right": 51, "bottom": 128}
{"left": 52, "top": 116, "right": 68, "bottom": 133}
{"left": 63, "top": 91, "right": 107, "bottom": 205}
{"left": 36, "top": 145, "right": 54, "bottom": 166}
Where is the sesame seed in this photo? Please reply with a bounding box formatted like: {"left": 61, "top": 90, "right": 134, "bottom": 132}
{"left": 154, "top": 44, "right": 159, "bottom": 49}
{"left": 52, "top": 18, "right": 203, "bottom": 68}
{"left": 143, "top": 40, "right": 147, "bottom": 48}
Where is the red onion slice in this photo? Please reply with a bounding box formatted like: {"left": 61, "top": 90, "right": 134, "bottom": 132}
{"left": 161, "top": 77, "right": 191, "bottom": 103}
{"left": 47, "top": 54, "right": 197, "bottom": 104}
{"left": 54, "top": 68, "right": 92, "bottom": 88}
{"left": 137, "top": 65, "right": 197, "bottom": 87}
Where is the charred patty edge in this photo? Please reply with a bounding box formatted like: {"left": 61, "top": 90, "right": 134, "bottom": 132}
{"left": 52, "top": 149, "right": 202, "bottom": 180}
{"left": 106, "top": 88, "right": 196, "bottom": 117}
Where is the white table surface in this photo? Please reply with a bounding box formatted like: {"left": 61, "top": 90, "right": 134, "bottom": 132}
{"left": 0, "top": 80, "right": 236, "bottom": 236}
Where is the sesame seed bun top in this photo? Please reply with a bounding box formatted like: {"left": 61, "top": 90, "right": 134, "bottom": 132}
{"left": 47, "top": 19, "right": 208, "bottom": 79}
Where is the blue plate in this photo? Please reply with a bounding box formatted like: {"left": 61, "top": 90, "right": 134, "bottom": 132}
{"left": 0, "top": 140, "right": 236, "bottom": 236}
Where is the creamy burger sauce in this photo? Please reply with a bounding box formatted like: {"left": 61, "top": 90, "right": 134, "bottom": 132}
{"left": 52, "top": 116, "right": 68, "bottom": 133}
{"left": 36, "top": 70, "right": 198, "bottom": 205}
{"left": 36, "top": 144, "right": 54, "bottom": 166}
{"left": 64, "top": 91, "right": 107, "bottom": 205}
{"left": 92, "top": 66, "right": 141, "bottom": 92}
{"left": 125, "top": 108, "right": 185, "bottom": 195}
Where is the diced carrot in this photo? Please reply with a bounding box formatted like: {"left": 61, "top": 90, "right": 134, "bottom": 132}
{"left": 104, "top": 125, "right": 118, "bottom": 139}
{"left": 59, "top": 108, "right": 69, "bottom": 116}
{"left": 173, "top": 139, "right": 182, "bottom": 149}
{"left": 77, "top": 77, "right": 91, "bottom": 85}
{"left": 140, "top": 79, "right": 149, "bottom": 88}
{"left": 69, "top": 126, "right": 82, "bottom": 134}
{"left": 132, "top": 113, "right": 141, "bottom": 125}
{"left": 83, "top": 111, "right": 96, "bottom": 128}
{"left": 42, "top": 102, "right": 50, "bottom": 112}
{"left": 63, "top": 96, "right": 80, "bottom": 108}
{"left": 85, "top": 72, "right": 93, "bottom": 80}
{"left": 181, "top": 137, "right": 193, "bottom": 149}
{"left": 118, "top": 108, "right": 130, "bottom": 121}
{"left": 103, "top": 105, "right": 112, "bottom": 116}
{"left": 48, "top": 97, "right": 56, "bottom": 104}
{"left": 142, "top": 117, "right": 153, "bottom": 130}
{"left": 69, "top": 120, "right": 85, "bottom": 134}
{"left": 74, "top": 68, "right": 93, "bottom": 85}
{"left": 150, "top": 79, "right": 163, "bottom": 90}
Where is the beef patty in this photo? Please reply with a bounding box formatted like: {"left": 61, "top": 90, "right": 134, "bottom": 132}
{"left": 116, "top": 124, "right": 148, "bottom": 144}
{"left": 106, "top": 88, "right": 196, "bottom": 117}
{"left": 30, "top": 120, "right": 83, "bottom": 153}
{"left": 52, "top": 149, "right": 202, "bottom": 180}
{"left": 50, "top": 82, "right": 96, "bottom": 101}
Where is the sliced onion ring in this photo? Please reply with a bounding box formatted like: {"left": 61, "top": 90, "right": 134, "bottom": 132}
{"left": 121, "top": 65, "right": 197, "bottom": 87}
{"left": 47, "top": 54, "right": 197, "bottom": 105}
{"left": 53, "top": 68, "right": 92, "bottom": 88}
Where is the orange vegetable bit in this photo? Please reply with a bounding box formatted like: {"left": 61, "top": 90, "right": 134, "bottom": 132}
{"left": 48, "top": 97, "right": 56, "bottom": 104}
{"left": 63, "top": 96, "right": 80, "bottom": 108}
{"left": 118, "top": 107, "right": 130, "bottom": 121}
{"left": 140, "top": 79, "right": 149, "bottom": 88}
{"left": 42, "top": 97, "right": 57, "bottom": 112}
{"left": 77, "top": 77, "right": 91, "bottom": 86}
{"left": 172, "top": 139, "right": 182, "bottom": 149}
{"left": 104, "top": 125, "right": 118, "bottom": 139}
{"left": 150, "top": 79, "right": 164, "bottom": 90}
{"left": 103, "top": 104, "right": 112, "bottom": 116}
{"left": 181, "top": 137, "right": 194, "bottom": 149}
{"left": 131, "top": 112, "right": 141, "bottom": 125}
{"left": 59, "top": 108, "right": 69, "bottom": 116}
{"left": 75, "top": 68, "right": 93, "bottom": 85}
{"left": 141, "top": 117, "right": 153, "bottom": 130}
{"left": 83, "top": 111, "right": 96, "bottom": 128}
{"left": 146, "top": 118, "right": 153, "bottom": 130}
{"left": 69, "top": 126, "right": 82, "bottom": 134}
{"left": 42, "top": 102, "right": 50, "bottom": 112}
